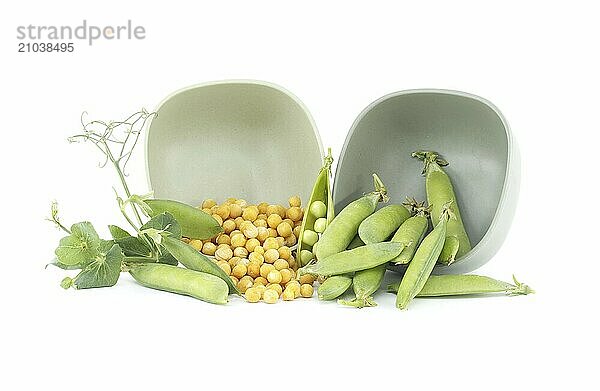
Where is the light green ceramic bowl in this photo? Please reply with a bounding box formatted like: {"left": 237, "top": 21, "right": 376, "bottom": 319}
{"left": 145, "top": 80, "right": 323, "bottom": 206}
{"left": 333, "top": 89, "right": 520, "bottom": 274}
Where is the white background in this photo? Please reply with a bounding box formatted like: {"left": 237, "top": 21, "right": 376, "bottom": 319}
{"left": 1, "top": 1, "right": 598, "bottom": 390}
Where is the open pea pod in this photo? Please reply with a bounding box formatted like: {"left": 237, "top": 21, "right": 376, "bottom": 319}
{"left": 297, "top": 148, "right": 335, "bottom": 266}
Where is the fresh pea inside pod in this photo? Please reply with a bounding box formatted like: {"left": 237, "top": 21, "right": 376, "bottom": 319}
{"left": 313, "top": 173, "right": 390, "bottom": 261}
{"left": 297, "top": 148, "right": 335, "bottom": 266}
{"left": 412, "top": 151, "right": 471, "bottom": 264}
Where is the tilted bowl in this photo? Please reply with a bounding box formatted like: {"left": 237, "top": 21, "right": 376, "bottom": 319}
{"left": 333, "top": 89, "right": 520, "bottom": 274}
{"left": 145, "top": 80, "right": 324, "bottom": 207}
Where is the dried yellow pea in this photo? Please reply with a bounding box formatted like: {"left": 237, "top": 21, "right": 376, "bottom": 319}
{"left": 189, "top": 239, "right": 203, "bottom": 251}
{"left": 247, "top": 262, "right": 261, "bottom": 278}
{"left": 274, "top": 259, "right": 289, "bottom": 271}
{"left": 264, "top": 249, "right": 279, "bottom": 264}
{"left": 202, "top": 199, "right": 217, "bottom": 209}
{"left": 277, "top": 222, "right": 293, "bottom": 237}
{"left": 215, "top": 246, "right": 233, "bottom": 261}
{"left": 222, "top": 219, "right": 236, "bottom": 234}
{"left": 212, "top": 214, "right": 224, "bottom": 226}
{"left": 267, "top": 283, "right": 283, "bottom": 296}
{"left": 257, "top": 202, "right": 269, "bottom": 214}
{"left": 245, "top": 287, "right": 261, "bottom": 303}
{"left": 300, "top": 284, "right": 314, "bottom": 298}
{"left": 229, "top": 204, "right": 243, "bottom": 219}
{"left": 282, "top": 288, "right": 295, "bottom": 301}
{"left": 288, "top": 196, "right": 301, "bottom": 208}
{"left": 233, "top": 247, "right": 248, "bottom": 258}
{"left": 263, "top": 289, "right": 279, "bottom": 304}
{"left": 280, "top": 268, "right": 293, "bottom": 284}
{"left": 242, "top": 206, "right": 259, "bottom": 221}
{"left": 267, "top": 214, "right": 283, "bottom": 229}
{"left": 249, "top": 252, "right": 265, "bottom": 265}
{"left": 230, "top": 233, "right": 247, "bottom": 248}
{"left": 267, "top": 270, "right": 283, "bottom": 284}
{"left": 254, "top": 277, "right": 268, "bottom": 286}
{"left": 260, "top": 264, "right": 275, "bottom": 279}
{"left": 217, "top": 261, "right": 231, "bottom": 275}
{"left": 232, "top": 264, "right": 247, "bottom": 279}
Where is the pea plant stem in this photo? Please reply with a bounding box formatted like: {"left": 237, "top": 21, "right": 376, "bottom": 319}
{"left": 48, "top": 201, "right": 72, "bottom": 234}
{"left": 50, "top": 216, "right": 72, "bottom": 235}
{"left": 101, "top": 141, "right": 157, "bottom": 255}
{"left": 105, "top": 141, "right": 143, "bottom": 226}
{"left": 56, "top": 222, "right": 71, "bottom": 234}
{"left": 67, "top": 110, "right": 160, "bottom": 259}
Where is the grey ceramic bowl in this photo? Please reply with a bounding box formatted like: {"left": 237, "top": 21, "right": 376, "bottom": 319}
{"left": 145, "top": 80, "right": 324, "bottom": 207}
{"left": 333, "top": 89, "right": 520, "bottom": 274}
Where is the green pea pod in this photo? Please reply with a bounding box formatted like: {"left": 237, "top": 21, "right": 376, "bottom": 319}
{"left": 387, "top": 274, "right": 534, "bottom": 297}
{"left": 297, "top": 148, "right": 335, "bottom": 266}
{"left": 396, "top": 205, "right": 451, "bottom": 310}
{"left": 390, "top": 199, "right": 430, "bottom": 265}
{"left": 358, "top": 204, "right": 411, "bottom": 244}
{"left": 338, "top": 264, "right": 386, "bottom": 308}
{"left": 318, "top": 275, "right": 353, "bottom": 300}
{"left": 438, "top": 236, "right": 460, "bottom": 265}
{"left": 314, "top": 173, "right": 389, "bottom": 261}
{"left": 345, "top": 202, "right": 406, "bottom": 307}
{"left": 413, "top": 151, "right": 471, "bottom": 263}
{"left": 129, "top": 263, "right": 229, "bottom": 304}
{"left": 146, "top": 199, "right": 223, "bottom": 240}
{"left": 300, "top": 242, "right": 404, "bottom": 277}
{"left": 162, "top": 236, "right": 240, "bottom": 294}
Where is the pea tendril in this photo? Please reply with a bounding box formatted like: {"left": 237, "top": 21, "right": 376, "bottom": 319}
{"left": 67, "top": 109, "right": 158, "bottom": 256}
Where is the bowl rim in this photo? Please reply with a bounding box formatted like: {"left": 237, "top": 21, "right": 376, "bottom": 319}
{"left": 333, "top": 88, "right": 517, "bottom": 272}
{"left": 143, "top": 79, "right": 323, "bottom": 199}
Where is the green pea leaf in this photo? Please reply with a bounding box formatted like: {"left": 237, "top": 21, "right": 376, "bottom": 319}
{"left": 71, "top": 240, "right": 123, "bottom": 289}
{"left": 109, "top": 221, "right": 178, "bottom": 265}
{"left": 140, "top": 213, "right": 181, "bottom": 265}
{"left": 109, "top": 225, "right": 152, "bottom": 257}
{"left": 157, "top": 251, "right": 179, "bottom": 266}
{"left": 108, "top": 225, "right": 131, "bottom": 240}
{"left": 139, "top": 228, "right": 164, "bottom": 245}
{"left": 140, "top": 212, "right": 182, "bottom": 239}
{"left": 47, "top": 259, "right": 84, "bottom": 270}
{"left": 55, "top": 222, "right": 101, "bottom": 267}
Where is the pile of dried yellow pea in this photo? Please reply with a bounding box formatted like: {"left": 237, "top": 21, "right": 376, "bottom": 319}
{"left": 183, "top": 196, "right": 316, "bottom": 303}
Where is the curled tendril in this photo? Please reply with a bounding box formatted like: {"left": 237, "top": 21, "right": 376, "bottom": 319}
{"left": 69, "top": 109, "right": 157, "bottom": 175}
